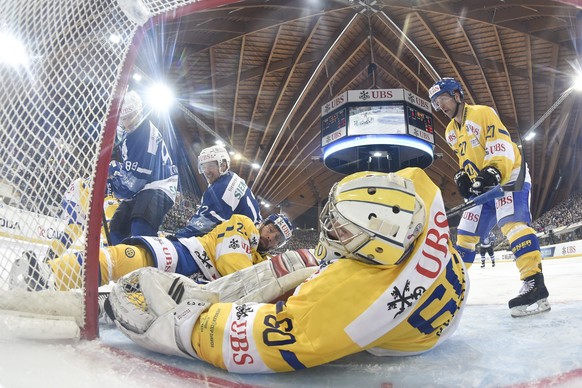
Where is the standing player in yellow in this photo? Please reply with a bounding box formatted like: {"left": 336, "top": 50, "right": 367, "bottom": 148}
{"left": 107, "top": 167, "right": 470, "bottom": 373}
{"left": 428, "top": 77, "right": 549, "bottom": 317}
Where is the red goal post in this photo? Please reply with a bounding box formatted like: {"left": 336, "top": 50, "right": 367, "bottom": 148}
{"left": 0, "top": 0, "right": 237, "bottom": 340}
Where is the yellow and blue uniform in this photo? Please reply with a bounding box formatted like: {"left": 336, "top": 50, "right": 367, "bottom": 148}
{"left": 190, "top": 168, "right": 468, "bottom": 372}
{"left": 49, "top": 215, "right": 267, "bottom": 290}
{"left": 445, "top": 104, "right": 542, "bottom": 279}
{"left": 49, "top": 177, "right": 119, "bottom": 259}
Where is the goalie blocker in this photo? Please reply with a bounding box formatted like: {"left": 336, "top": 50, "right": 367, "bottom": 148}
{"left": 108, "top": 249, "right": 319, "bottom": 359}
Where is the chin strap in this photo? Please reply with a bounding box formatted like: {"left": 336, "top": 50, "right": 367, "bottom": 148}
{"left": 452, "top": 101, "right": 461, "bottom": 118}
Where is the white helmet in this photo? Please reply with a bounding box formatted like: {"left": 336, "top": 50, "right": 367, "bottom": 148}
{"left": 119, "top": 90, "right": 143, "bottom": 132}
{"left": 316, "top": 171, "right": 425, "bottom": 265}
{"left": 198, "top": 145, "right": 230, "bottom": 176}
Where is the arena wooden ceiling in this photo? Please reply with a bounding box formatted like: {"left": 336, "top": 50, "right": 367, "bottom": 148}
{"left": 132, "top": 0, "right": 582, "bottom": 227}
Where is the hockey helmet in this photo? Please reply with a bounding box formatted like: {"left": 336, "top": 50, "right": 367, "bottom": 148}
{"left": 263, "top": 213, "right": 293, "bottom": 248}
{"left": 428, "top": 78, "right": 464, "bottom": 111}
{"left": 198, "top": 145, "right": 230, "bottom": 177}
{"left": 119, "top": 90, "right": 143, "bottom": 132}
{"left": 316, "top": 171, "right": 425, "bottom": 265}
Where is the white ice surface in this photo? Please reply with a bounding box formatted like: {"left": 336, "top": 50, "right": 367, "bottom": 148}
{"left": 1, "top": 257, "right": 582, "bottom": 388}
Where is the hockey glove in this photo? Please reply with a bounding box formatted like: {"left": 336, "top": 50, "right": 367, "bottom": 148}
{"left": 454, "top": 169, "right": 472, "bottom": 199}
{"left": 108, "top": 160, "right": 122, "bottom": 179}
{"left": 471, "top": 166, "right": 502, "bottom": 196}
{"left": 109, "top": 268, "right": 218, "bottom": 360}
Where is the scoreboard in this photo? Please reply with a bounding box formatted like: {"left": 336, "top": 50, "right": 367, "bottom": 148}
{"left": 320, "top": 89, "right": 435, "bottom": 174}
{"left": 321, "top": 89, "right": 434, "bottom": 147}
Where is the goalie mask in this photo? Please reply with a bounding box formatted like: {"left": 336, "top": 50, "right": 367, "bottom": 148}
{"left": 316, "top": 171, "right": 425, "bottom": 265}
{"left": 198, "top": 146, "right": 230, "bottom": 183}
{"left": 119, "top": 90, "right": 144, "bottom": 133}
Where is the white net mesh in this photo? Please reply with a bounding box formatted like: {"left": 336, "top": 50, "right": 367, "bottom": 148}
{"left": 0, "top": 0, "right": 220, "bottom": 339}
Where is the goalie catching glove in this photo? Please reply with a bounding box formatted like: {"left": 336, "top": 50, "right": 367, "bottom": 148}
{"left": 108, "top": 268, "right": 218, "bottom": 360}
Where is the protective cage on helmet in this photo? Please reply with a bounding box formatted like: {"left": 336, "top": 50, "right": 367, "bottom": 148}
{"left": 428, "top": 78, "right": 463, "bottom": 111}
{"left": 197, "top": 146, "right": 231, "bottom": 175}
{"left": 318, "top": 171, "right": 425, "bottom": 265}
{"left": 265, "top": 213, "right": 293, "bottom": 248}
{"left": 119, "top": 90, "right": 144, "bottom": 132}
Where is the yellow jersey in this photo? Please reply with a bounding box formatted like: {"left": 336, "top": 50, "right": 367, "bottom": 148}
{"left": 445, "top": 104, "right": 522, "bottom": 183}
{"left": 191, "top": 168, "right": 468, "bottom": 373}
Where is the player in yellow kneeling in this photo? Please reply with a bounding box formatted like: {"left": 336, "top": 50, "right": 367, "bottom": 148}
{"left": 11, "top": 214, "right": 295, "bottom": 292}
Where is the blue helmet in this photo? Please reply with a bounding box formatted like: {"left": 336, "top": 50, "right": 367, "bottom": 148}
{"left": 428, "top": 78, "right": 464, "bottom": 111}
{"left": 265, "top": 213, "right": 293, "bottom": 247}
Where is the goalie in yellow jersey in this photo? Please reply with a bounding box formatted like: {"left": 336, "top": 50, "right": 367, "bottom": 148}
{"left": 106, "top": 167, "right": 470, "bottom": 373}
{"left": 429, "top": 77, "right": 549, "bottom": 317}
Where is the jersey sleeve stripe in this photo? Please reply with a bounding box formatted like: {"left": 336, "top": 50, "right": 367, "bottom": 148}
{"left": 280, "top": 349, "right": 307, "bottom": 370}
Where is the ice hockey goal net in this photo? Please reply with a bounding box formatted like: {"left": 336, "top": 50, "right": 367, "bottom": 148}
{"left": 0, "top": 0, "right": 236, "bottom": 340}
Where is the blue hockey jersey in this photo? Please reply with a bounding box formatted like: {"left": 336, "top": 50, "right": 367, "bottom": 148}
{"left": 108, "top": 120, "right": 178, "bottom": 201}
{"left": 176, "top": 171, "right": 261, "bottom": 238}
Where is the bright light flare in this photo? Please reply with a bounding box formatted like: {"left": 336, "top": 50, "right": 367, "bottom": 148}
{"left": 147, "top": 82, "right": 174, "bottom": 113}
{"left": 524, "top": 132, "right": 536, "bottom": 141}
{"left": 573, "top": 73, "right": 582, "bottom": 92}
{"left": 109, "top": 34, "right": 121, "bottom": 44}
{"left": 0, "top": 33, "right": 28, "bottom": 67}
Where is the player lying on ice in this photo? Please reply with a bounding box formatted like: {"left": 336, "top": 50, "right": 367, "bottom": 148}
{"left": 10, "top": 213, "right": 312, "bottom": 299}
{"left": 104, "top": 167, "right": 473, "bottom": 373}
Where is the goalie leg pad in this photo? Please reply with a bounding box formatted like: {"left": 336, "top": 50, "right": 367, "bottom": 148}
{"left": 206, "top": 249, "right": 319, "bottom": 304}
{"left": 109, "top": 268, "right": 218, "bottom": 359}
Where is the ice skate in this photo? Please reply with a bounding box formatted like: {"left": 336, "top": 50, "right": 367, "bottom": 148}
{"left": 508, "top": 272, "right": 550, "bottom": 317}
{"left": 492, "top": 261, "right": 495, "bottom": 267}
{"left": 480, "top": 261, "right": 485, "bottom": 268}
{"left": 9, "top": 251, "right": 54, "bottom": 291}
{"left": 98, "top": 292, "right": 116, "bottom": 323}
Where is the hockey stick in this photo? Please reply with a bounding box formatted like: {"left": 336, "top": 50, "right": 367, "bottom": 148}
{"left": 447, "top": 174, "right": 525, "bottom": 220}
{"left": 447, "top": 135, "right": 528, "bottom": 221}
{"left": 102, "top": 210, "right": 112, "bottom": 247}
{"left": 446, "top": 185, "right": 505, "bottom": 220}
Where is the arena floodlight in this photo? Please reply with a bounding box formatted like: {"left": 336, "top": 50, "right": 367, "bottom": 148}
{"left": 524, "top": 132, "right": 536, "bottom": 141}
{"left": 0, "top": 33, "right": 28, "bottom": 67}
{"left": 109, "top": 34, "right": 121, "bottom": 44}
{"left": 146, "top": 82, "right": 174, "bottom": 113}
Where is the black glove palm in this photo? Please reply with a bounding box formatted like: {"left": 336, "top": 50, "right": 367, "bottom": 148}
{"left": 454, "top": 169, "right": 472, "bottom": 199}
{"left": 471, "top": 166, "right": 502, "bottom": 195}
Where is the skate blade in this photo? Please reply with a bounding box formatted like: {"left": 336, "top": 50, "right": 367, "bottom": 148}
{"left": 510, "top": 298, "right": 551, "bottom": 318}
{"left": 8, "top": 258, "right": 29, "bottom": 291}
